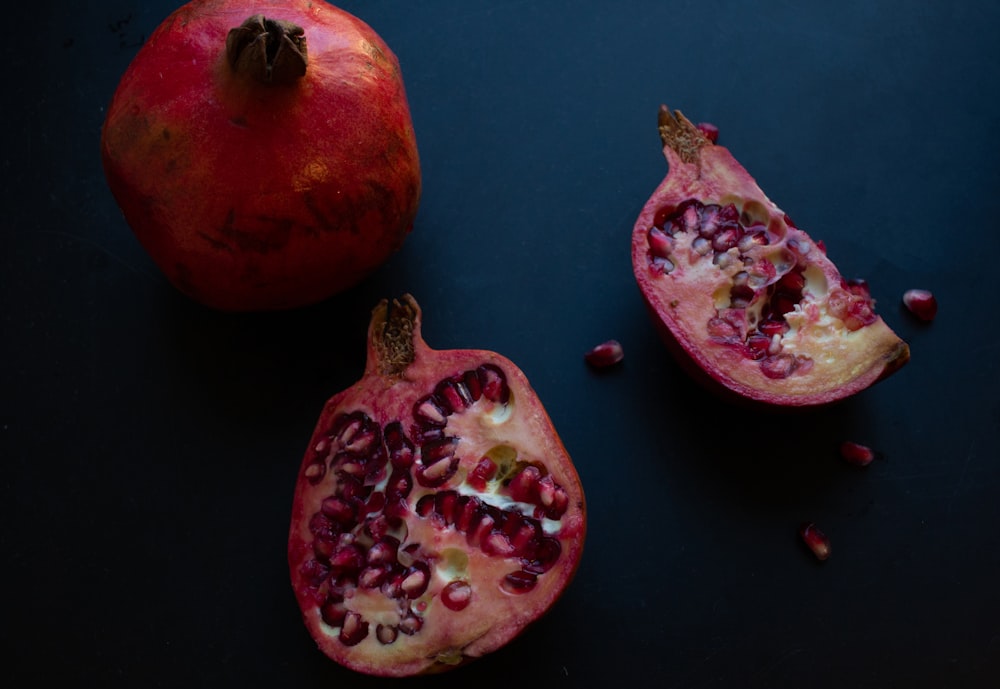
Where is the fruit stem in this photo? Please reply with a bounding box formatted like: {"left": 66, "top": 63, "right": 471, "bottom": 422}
{"left": 370, "top": 295, "right": 419, "bottom": 377}
{"left": 226, "top": 15, "right": 308, "bottom": 84}
{"left": 657, "top": 105, "right": 709, "bottom": 164}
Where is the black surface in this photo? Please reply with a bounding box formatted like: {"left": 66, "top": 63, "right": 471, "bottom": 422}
{"left": 5, "top": 1, "right": 1000, "bottom": 686}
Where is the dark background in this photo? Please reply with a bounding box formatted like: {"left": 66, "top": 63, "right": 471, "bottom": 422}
{"left": 5, "top": 1, "right": 999, "bottom": 686}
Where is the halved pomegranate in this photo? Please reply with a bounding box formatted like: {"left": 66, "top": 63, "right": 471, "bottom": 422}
{"left": 631, "top": 106, "right": 910, "bottom": 406}
{"left": 288, "top": 295, "right": 586, "bottom": 676}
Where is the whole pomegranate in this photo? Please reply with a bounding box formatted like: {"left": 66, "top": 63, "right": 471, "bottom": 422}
{"left": 288, "top": 295, "right": 586, "bottom": 676}
{"left": 632, "top": 106, "right": 909, "bottom": 406}
{"left": 101, "top": 0, "right": 421, "bottom": 311}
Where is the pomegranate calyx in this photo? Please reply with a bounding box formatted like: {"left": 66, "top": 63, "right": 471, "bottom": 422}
{"left": 371, "top": 295, "right": 419, "bottom": 377}
{"left": 658, "top": 105, "right": 710, "bottom": 164}
{"left": 226, "top": 15, "right": 308, "bottom": 84}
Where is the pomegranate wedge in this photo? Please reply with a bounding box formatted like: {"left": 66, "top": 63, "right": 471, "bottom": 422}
{"left": 631, "top": 106, "right": 909, "bottom": 406}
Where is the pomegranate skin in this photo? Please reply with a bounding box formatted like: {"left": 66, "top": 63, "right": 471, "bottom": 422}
{"left": 631, "top": 106, "right": 909, "bottom": 407}
{"left": 288, "top": 295, "right": 586, "bottom": 676}
{"left": 100, "top": 0, "right": 421, "bottom": 311}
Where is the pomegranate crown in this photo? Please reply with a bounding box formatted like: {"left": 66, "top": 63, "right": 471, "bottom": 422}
{"left": 226, "top": 15, "right": 308, "bottom": 84}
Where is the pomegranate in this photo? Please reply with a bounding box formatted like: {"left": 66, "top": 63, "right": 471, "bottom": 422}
{"left": 101, "top": 0, "right": 421, "bottom": 311}
{"left": 631, "top": 106, "right": 910, "bottom": 406}
{"left": 288, "top": 295, "right": 586, "bottom": 676}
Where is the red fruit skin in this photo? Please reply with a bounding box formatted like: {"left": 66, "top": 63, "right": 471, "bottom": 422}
{"left": 631, "top": 106, "right": 909, "bottom": 407}
{"left": 100, "top": 0, "right": 421, "bottom": 311}
{"left": 288, "top": 295, "right": 586, "bottom": 676}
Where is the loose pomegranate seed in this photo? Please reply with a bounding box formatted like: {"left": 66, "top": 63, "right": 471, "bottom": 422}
{"left": 902, "top": 288, "right": 937, "bottom": 322}
{"left": 799, "top": 522, "right": 831, "bottom": 561}
{"left": 840, "top": 441, "right": 875, "bottom": 467}
{"left": 584, "top": 339, "right": 624, "bottom": 368}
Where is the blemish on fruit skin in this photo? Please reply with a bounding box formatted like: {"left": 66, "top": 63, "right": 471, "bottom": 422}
{"left": 670, "top": 299, "right": 679, "bottom": 308}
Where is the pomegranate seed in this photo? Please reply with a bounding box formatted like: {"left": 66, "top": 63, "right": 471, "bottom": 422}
{"left": 508, "top": 466, "right": 541, "bottom": 502}
{"left": 304, "top": 460, "right": 326, "bottom": 483}
{"left": 466, "top": 456, "right": 497, "bottom": 491}
{"left": 695, "top": 121, "right": 719, "bottom": 143}
{"left": 707, "top": 317, "right": 740, "bottom": 341}
{"left": 453, "top": 495, "right": 481, "bottom": 533}
{"left": 760, "top": 353, "right": 798, "bottom": 379}
{"left": 647, "top": 226, "right": 674, "bottom": 259}
{"left": 584, "top": 339, "right": 624, "bottom": 368}
{"left": 441, "top": 580, "right": 472, "bottom": 611}
{"left": 339, "top": 612, "right": 369, "bottom": 646}
{"left": 397, "top": 614, "right": 422, "bottom": 635}
{"left": 376, "top": 624, "right": 398, "bottom": 645}
{"left": 846, "top": 278, "right": 871, "bottom": 299}
{"left": 320, "top": 496, "right": 357, "bottom": 524}
{"left": 745, "top": 334, "right": 771, "bottom": 360}
{"left": 400, "top": 563, "right": 430, "bottom": 598}
{"left": 477, "top": 364, "right": 510, "bottom": 403}
{"left": 320, "top": 598, "right": 348, "bottom": 627}
{"left": 524, "top": 537, "right": 562, "bottom": 574}
{"left": 840, "top": 441, "right": 875, "bottom": 467}
{"left": 799, "top": 522, "right": 831, "bottom": 561}
{"left": 777, "top": 270, "right": 806, "bottom": 293}
{"left": 758, "top": 318, "right": 788, "bottom": 337}
{"left": 501, "top": 570, "right": 538, "bottom": 594}
{"left": 902, "top": 288, "right": 937, "bottom": 322}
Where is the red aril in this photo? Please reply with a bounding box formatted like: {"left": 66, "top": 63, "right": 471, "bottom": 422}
{"left": 840, "top": 441, "right": 876, "bottom": 467}
{"left": 288, "top": 295, "right": 586, "bottom": 676}
{"left": 799, "top": 522, "right": 831, "bottom": 561}
{"left": 584, "top": 340, "right": 624, "bottom": 368}
{"left": 695, "top": 121, "right": 719, "bottom": 143}
{"left": 631, "top": 107, "right": 910, "bottom": 406}
{"left": 101, "top": 0, "right": 421, "bottom": 312}
{"left": 902, "top": 289, "right": 938, "bottom": 322}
